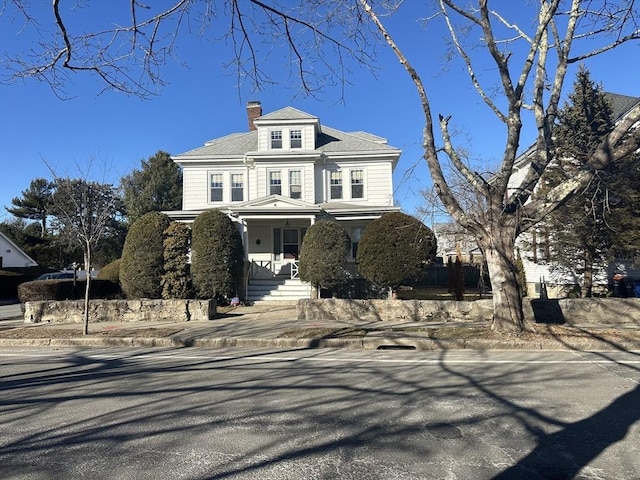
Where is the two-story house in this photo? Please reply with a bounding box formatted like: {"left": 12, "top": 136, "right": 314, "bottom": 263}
{"left": 166, "top": 102, "right": 401, "bottom": 300}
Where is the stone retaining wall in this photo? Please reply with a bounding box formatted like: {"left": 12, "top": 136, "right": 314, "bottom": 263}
{"left": 24, "top": 299, "right": 217, "bottom": 324}
{"left": 298, "top": 298, "right": 640, "bottom": 325}
{"left": 298, "top": 298, "right": 494, "bottom": 323}
{"left": 524, "top": 298, "right": 640, "bottom": 325}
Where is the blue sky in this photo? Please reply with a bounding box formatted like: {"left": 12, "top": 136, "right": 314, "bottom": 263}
{"left": 1, "top": 3, "right": 638, "bottom": 226}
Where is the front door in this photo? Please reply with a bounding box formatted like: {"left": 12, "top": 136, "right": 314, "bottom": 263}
{"left": 273, "top": 227, "right": 304, "bottom": 276}
{"left": 282, "top": 228, "right": 300, "bottom": 260}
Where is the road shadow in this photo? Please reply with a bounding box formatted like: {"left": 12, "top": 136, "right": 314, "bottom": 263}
{"left": 0, "top": 347, "right": 638, "bottom": 479}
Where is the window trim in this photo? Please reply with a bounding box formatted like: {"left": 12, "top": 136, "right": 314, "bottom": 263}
{"left": 210, "top": 172, "right": 224, "bottom": 203}
{"left": 330, "top": 170, "right": 343, "bottom": 200}
{"left": 350, "top": 169, "right": 364, "bottom": 199}
{"left": 289, "top": 169, "right": 302, "bottom": 199}
{"left": 270, "top": 130, "right": 283, "bottom": 149}
{"left": 269, "top": 170, "right": 282, "bottom": 196}
{"left": 231, "top": 173, "right": 244, "bottom": 202}
{"left": 290, "top": 129, "right": 302, "bottom": 149}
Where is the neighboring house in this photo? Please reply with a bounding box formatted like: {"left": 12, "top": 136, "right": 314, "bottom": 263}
{"left": 434, "top": 223, "right": 483, "bottom": 265}
{"left": 512, "top": 92, "right": 640, "bottom": 297}
{"left": 0, "top": 231, "right": 38, "bottom": 269}
{"left": 166, "top": 102, "right": 401, "bottom": 301}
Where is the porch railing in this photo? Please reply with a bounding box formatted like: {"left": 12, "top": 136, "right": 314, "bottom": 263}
{"left": 249, "top": 260, "right": 300, "bottom": 280}
{"left": 250, "top": 260, "right": 273, "bottom": 279}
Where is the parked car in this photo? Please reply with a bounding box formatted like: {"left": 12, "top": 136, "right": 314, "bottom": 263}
{"left": 36, "top": 272, "right": 75, "bottom": 281}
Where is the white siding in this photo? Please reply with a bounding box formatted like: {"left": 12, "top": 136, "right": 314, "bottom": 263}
{"left": 182, "top": 167, "right": 209, "bottom": 210}
{"left": 319, "top": 159, "right": 394, "bottom": 205}
{"left": 253, "top": 163, "right": 315, "bottom": 201}
{"left": 182, "top": 165, "right": 248, "bottom": 209}
{"left": 0, "top": 235, "right": 37, "bottom": 268}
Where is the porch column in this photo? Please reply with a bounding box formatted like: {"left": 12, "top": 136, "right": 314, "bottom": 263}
{"left": 238, "top": 216, "right": 249, "bottom": 260}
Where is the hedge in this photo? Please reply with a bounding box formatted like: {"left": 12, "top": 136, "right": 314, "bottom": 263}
{"left": 18, "top": 279, "right": 121, "bottom": 303}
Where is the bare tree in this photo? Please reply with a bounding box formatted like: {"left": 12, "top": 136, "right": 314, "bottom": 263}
{"left": 3, "top": 1, "right": 639, "bottom": 332}
{"left": 51, "top": 177, "right": 120, "bottom": 335}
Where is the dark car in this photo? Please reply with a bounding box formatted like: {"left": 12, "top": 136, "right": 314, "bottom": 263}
{"left": 36, "top": 272, "right": 75, "bottom": 281}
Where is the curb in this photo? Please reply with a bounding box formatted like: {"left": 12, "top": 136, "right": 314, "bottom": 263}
{"left": 1, "top": 336, "right": 638, "bottom": 351}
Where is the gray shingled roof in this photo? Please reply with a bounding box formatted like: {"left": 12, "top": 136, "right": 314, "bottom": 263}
{"left": 606, "top": 92, "right": 639, "bottom": 120}
{"left": 256, "top": 106, "right": 318, "bottom": 121}
{"left": 173, "top": 107, "right": 400, "bottom": 159}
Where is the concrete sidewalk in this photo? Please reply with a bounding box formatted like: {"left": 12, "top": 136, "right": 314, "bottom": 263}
{"left": 1, "top": 302, "right": 639, "bottom": 351}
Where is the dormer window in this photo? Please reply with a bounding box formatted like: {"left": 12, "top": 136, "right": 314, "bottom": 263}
{"left": 290, "top": 130, "right": 302, "bottom": 149}
{"left": 271, "top": 130, "right": 282, "bottom": 149}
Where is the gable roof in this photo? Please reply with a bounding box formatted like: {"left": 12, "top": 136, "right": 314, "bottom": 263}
{"left": 256, "top": 106, "right": 318, "bottom": 122}
{"left": 0, "top": 231, "right": 38, "bottom": 267}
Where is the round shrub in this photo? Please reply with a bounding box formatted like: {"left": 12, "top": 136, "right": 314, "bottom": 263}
{"left": 120, "top": 212, "right": 171, "bottom": 299}
{"left": 299, "top": 220, "right": 351, "bottom": 293}
{"left": 191, "top": 209, "right": 244, "bottom": 299}
{"left": 357, "top": 212, "right": 437, "bottom": 292}
{"left": 97, "top": 259, "right": 121, "bottom": 283}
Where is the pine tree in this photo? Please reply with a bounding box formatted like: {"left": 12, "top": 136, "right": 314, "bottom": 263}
{"left": 6, "top": 178, "right": 54, "bottom": 237}
{"left": 543, "top": 67, "right": 623, "bottom": 297}
{"left": 121, "top": 151, "right": 183, "bottom": 224}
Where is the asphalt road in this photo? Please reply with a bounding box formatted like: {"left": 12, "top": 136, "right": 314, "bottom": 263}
{"left": 1, "top": 347, "right": 639, "bottom": 480}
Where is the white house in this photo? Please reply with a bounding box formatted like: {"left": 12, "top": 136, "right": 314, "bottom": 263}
{"left": 166, "top": 102, "right": 401, "bottom": 301}
{"left": 0, "top": 231, "right": 38, "bottom": 269}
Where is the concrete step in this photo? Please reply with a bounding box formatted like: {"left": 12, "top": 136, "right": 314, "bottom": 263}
{"left": 247, "top": 278, "right": 311, "bottom": 301}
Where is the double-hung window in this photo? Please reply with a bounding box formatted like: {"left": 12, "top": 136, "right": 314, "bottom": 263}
{"left": 290, "top": 130, "right": 302, "bottom": 149}
{"left": 330, "top": 170, "right": 342, "bottom": 200}
{"left": 269, "top": 171, "right": 282, "bottom": 195}
{"left": 289, "top": 170, "right": 302, "bottom": 199}
{"left": 351, "top": 170, "right": 364, "bottom": 199}
{"left": 231, "top": 173, "right": 244, "bottom": 202}
{"left": 210, "top": 173, "right": 223, "bottom": 202}
{"left": 271, "top": 130, "right": 282, "bottom": 149}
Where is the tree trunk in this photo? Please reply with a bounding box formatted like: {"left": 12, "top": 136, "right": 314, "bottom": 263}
{"left": 83, "top": 249, "right": 91, "bottom": 335}
{"left": 482, "top": 234, "right": 526, "bottom": 334}
{"left": 581, "top": 249, "right": 594, "bottom": 298}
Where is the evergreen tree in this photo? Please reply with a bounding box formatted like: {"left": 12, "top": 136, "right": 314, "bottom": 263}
{"left": 357, "top": 212, "right": 437, "bottom": 297}
{"left": 121, "top": 151, "right": 182, "bottom": 224}
{"left": 161, "top": 222, "right": 193, "bottom": 299}
{"left": 6, "top": 178, "right": 54, "bottom": 237}
{"left": 606, "top": 151, "right": 640, "bottom": 265}
{"left": 299, "top": 220, "right": 351, "bottom": 297}
{"left": 515, "top": 250, "right": 527, "bottom": 298}
{"left": 191, "top": 210, "right": 244, "bottom": 300}
{"left": 120, "top": 212, "right": 171, "bottom": 299}
{"left": 543, "top": 68, "right": 623, "bottom": 297}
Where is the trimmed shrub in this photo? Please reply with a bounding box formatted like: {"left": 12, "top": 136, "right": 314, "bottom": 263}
{"left": 299, "top": 220, "right": 351, "bottom": 295}
{"left": 120, "top": 212, "right": 171, "bottom": 299}
{"left": 161, "top": 222, "right": 193, "bottom": 299}
{"left": 97, "top": 259, "right": 121, "bottom": 283}
{"left": 357, "top": 212, "right": 437, "bottom": 293}
{"left": 18, "top": 279, "right": 121, "bottom": 303}
{"left": 191, "top": 209, "right": 244, "bottom": 299}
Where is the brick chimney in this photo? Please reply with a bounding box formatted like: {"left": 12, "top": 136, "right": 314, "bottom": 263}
{"left": 246, "top": 101, "right": 262, "bottom": 131}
